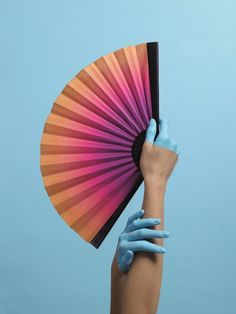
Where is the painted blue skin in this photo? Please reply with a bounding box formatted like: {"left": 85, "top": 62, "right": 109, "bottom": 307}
{"left": 146, "top": 117, "right": 180, "bottom": 155}
{"left": 115, "top": 117, "right": 180, "bottom": 273}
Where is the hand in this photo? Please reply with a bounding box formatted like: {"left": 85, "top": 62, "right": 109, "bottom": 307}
{"left": 140, "top": 117, "right": 180, "bottom": 186}
{"left": 115, "top": 209, "right": 170, "bottom": 273}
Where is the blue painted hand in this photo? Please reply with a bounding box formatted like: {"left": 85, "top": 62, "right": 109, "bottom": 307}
{"left": 115, "top": 209, "right": 170, "bottom": 273}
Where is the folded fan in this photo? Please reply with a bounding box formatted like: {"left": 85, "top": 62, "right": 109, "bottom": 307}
{"left": 40, "top": 41, "right": 159, "bottom": 248}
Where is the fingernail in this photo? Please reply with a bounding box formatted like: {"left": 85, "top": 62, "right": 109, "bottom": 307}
{"left": 154, "top": 219, "right": 161, "bottom": 224}
{"left": 141, "top": 209, "right": 145, "bottom": 214}
{"left": 163, "top": 231, "right": 170, "bottom": 237}
{"left": 161, "top": 248, "right": 167, "bottom": 253}
{"left": 149, "top": 118, "right": 155, "bottom": 125}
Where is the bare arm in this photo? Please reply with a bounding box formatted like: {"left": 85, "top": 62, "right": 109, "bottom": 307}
{"left": 110, "top": 253, "right": 126, "bottom": 314}
{"left": 110, "top": 118, "right": 179, "bottom": 314}
{"left": 110, "top": 183, "right": 166, "bottom": 314}
{"left": 120, "top": 177, "right": 167, "bottom": 314}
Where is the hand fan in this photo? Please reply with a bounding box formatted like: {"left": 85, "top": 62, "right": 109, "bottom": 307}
{"left": 40, "top": 41, "right": 159, "bottom": 248}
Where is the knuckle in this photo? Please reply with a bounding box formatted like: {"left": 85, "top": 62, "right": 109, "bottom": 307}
{"left": 122, "top": 240, "right": 129, "bottom": 250}
{"left": 139, "top": 240, "right": 147, "bottom": 248}
{"left": 137, "top": 229, "right": 144, "bottom": 237}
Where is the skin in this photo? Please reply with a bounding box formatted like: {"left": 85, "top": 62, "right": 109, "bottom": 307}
{"left": 110, "top": 117, "right": 179, "bottom": 314}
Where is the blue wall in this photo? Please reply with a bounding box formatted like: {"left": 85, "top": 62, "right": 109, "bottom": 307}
{"left": 1, "top": 1, "right": 235, "bottom": 313}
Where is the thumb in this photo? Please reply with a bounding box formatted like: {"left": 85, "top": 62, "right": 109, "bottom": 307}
{"left": 123, "top": 250, "right": 134, "bottom": 266}
{"left": 145, "top": 118, "right": 157, "bottom": 144}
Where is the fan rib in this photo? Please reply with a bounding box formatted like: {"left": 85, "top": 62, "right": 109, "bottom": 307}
{"left": 94, "top": 56, "right": 141, "bottom": 133}
{"left": 41, "top": 152, "right": 130, "bottom": 176}
{"left": 44, "top": 120, "right": 131, "bottom": 148}
{"left": 71, "top": 167, "right": 141, "bottom": 240}
{"left": 136, "top": 44, "right": 152, "bottom": 120}
{"left": 43, "top": 157, "right": 133, "bottom": 195}
{"left": 56, "top": 162, "right": 135, "bottom": 216}
{"left": 41, "top": 151, "right": 129, "bottom": 165}
{"left": 41, "top": 132, "right": 131, "bottom": 155}
{"left": 83, "top": 63, "right": 141, "bottom": 134}
{"left": 41, "top": 144, "right": 129, "bottom": 155}
{"left": 103, "top": 53, "right": 144, "bottom": 132}
{"left": 91, "top": 174, "right": 143, "bottom": 248}
{"left": 61, "top": 164, "right": 138, "bottom": 227}
{"left": 69, "top": 76, "right": 138, "bottom": 136}
{"left": 52, "top": 99, "right": 134, "bottom": 142}
{"left": 45, "top": 112, "right": 132, "bottom": 145}
{"left": 41, "top": 158, "right": 129, "bottom": 177}
{"left": 114, "top": 48, "right": 146, "bottom": 131}
{"left": 124, "top": 46, "right": 149, "bottom": 125}
{"left": 45, "top": 165, "right": 132, "bottom": 198}
{"left": 50, "top": 162, "right": 134, "bottom": 207}
{"left": 75, "top": 71, "right": 140, "bottom": 135}
{"left": 62, "top": 85, "right": 136, "bottom": 138}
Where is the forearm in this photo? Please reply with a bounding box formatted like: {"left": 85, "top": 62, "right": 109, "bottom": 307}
{"left": 120, "top": 178, "right": 167, "bottom": 314}
{"left": 110, "top": 116, "right": 178, "bottom": 313}
{"left": 110, "top": 254, "right": 126, "bottom": 314}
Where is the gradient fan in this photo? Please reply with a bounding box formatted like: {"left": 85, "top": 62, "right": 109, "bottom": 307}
{"left": 40, "top": 41, "right": 159, "bottom": 248}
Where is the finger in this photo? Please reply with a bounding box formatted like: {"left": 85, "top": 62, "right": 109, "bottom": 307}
{"left": 123, "top": 250, "right": 134, "bottom": 265}
{"left": 126, "top": 240, "right": 167, "bottom": 254}
{"left": 144, "top": 118, "right": 157, "bottom": 144}
{"left": 126, "top": 228, "right": 170, "bottom": 241}
{"left": 126, "top": 209, "right": 145, "bottom": 227}
{"left": 163, "top": 139, "right": 178, "bottom": 155}
{"left": 118, "top": 260, "right": 129, "bottom": 273}
{"left": 119, "top": 250, "right": 134, "bottom": 273}
{"left": 126, "top": 217, "right": 161, "bottom": 232}
{"left": 158, "top": 117, "right": 169, "bottom": 138}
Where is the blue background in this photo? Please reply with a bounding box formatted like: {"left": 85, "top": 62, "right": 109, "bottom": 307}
{"left": 1, "top": 1, "right": 235, "bottom": 313}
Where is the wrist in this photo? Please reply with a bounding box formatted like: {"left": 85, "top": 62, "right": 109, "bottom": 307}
{"left": 144, "top": 176, "right": 167, "bottom": 192}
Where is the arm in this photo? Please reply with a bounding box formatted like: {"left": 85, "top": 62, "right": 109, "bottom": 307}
{"left": 110, "top": 254, "right": 124, "bottom": 314}
{"left": 110, "top": 117, "right": 179, "bottom": 314}
{"left": 110, "top": 208, "right": 168, "bottom": 314}
{"left": 121, "top": 178, "right": 167, "bottom": 314}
